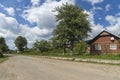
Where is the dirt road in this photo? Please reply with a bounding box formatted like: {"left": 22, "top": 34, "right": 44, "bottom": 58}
{"left": 0, "top": 55, "right": 120, "bottom": 80}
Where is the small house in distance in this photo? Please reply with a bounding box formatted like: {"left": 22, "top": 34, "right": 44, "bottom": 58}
{"left": 89, "top": 30, "right": 120, "bottom": 54}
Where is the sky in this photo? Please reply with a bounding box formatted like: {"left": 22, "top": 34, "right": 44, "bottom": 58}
{"left": 0, "top": 0, "right": 120, "bottom": 49}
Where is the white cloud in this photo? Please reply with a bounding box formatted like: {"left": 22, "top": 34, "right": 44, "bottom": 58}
{"left": 0, "top": 4, "right": 15, "bottom": 16}
{"left": 31, "top": 0, "right": 40, "bottom": 6}
{"left": 105, "top": 14, "right": 120, "bottom": 35}
{"left": 5, "top": 7, "right": 15, "bottom": 16}
{"left": 90, "top": 6, "right": 102, "bottom": 14}
{"left": 0, "top": 13, "right": 19, "bottom": 37}
{"left": 105, "top": 4, "right": 111, "bottom": 11}
{"left": 86, "top": 0, "right": 104, "bottom": 5}
{"left": 19, "top": 24, "right": 52, "bottom": 48}
{"left": 22, "top": 0, "right": 75, "bottom": 29}
{"left": 105, "top": 15, "right": 117, "bottom": 25}
{"left": 0, "top": 12, "right": 52, "bottom": 49}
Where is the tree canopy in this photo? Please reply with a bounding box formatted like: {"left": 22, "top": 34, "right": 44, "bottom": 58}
{"left": 52, "top": 3, "right": 91, "bottom": 55}
{"left": 33, "top": 40, "right": 51, "bottom": 53}
{"left": 0, "top": 37, "right": 9, "bottom": 57}
{"left": 14, "top": 36, "right": 27, "bottom": 52}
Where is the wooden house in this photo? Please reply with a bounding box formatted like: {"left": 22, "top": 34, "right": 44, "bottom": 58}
{"left": 89, "top": 31, "right": 120, "bottom": 54}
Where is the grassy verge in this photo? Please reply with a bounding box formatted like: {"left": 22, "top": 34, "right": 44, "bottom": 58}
{"left": 16, "top": 50, "right": 120, "bottom": 60}
{"left": 0, "top": 56, "right": 9, "bottom": 63}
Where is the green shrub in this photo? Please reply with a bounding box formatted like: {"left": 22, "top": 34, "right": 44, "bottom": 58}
{"left": 74, "top": 42, "right": 88, "bottom": 55}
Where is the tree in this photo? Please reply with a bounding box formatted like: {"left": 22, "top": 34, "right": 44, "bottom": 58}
{"left": 33, "top": 40, "right": 51, "bottom": 53}
{"left": 51, "top": 35, "right": 67, "bottom": 55}
{"left": 52, "top": 25, "right": 68, "bottom": 55}
{"left": 14, "top": 36, "right": 27, "bottom": 52}
{"left": 74, "top": 42, "right": 88, "bottom": 55}
{"left": 52, "top": 3, "right": 91, "bottom": 56}
{"left": 0, "top": 37, "right": 9, "bottom": 57}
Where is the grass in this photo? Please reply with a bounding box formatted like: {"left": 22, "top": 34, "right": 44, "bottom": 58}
{"left": 0, "top": 56, "right": 9, "bottom": 63}
{"left": 71, "top": 54, "right": 120, "bottom": 60}
{"left": 16, "top": 50, "right": 120, "bottom": 60}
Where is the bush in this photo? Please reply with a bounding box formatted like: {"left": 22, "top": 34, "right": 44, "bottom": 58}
{"left": 74, "top": 42, "right": 88, "bottom": 55}
{"left": 0, "top": 53, "right": 3, "bottom": 58}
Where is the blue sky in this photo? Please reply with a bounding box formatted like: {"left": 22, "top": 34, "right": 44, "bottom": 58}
{"left": 0, "top": 0, "right": 120, "bottom": 49}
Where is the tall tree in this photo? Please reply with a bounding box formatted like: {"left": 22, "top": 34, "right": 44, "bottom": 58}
{"left": 0, "top": 37, "right": 9, "bottom": 57}
{"left": 33, "top": 40, "right": 50, "bottom": 53}
{"left": 14, "top": 36, "right": 27, "bottom": 52}
{"left": 53, "top": 3, "right": 91, "bottom": 56}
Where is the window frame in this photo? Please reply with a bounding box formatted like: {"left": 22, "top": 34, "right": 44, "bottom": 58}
{"left": 95, "top": 44, "right": 101, "bottom": 50}
{"left": 110, "top": 44, "right": 117, "bottom": 50}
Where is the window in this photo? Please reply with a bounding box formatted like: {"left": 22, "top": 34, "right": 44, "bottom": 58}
{"left": 110, "top": 44, "right": 117, "bottom": 50}
{"left": 95, "top": 44, "right": 101, "bottom": 50}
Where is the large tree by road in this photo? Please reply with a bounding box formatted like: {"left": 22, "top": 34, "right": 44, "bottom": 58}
{"left": 52, "top": 3, "right": 91, "bottom": 56}
{"left": 0, "top": 37, "right": 9, "bottom": 57}
{"left": 14, "top": 36, "right": 27, "bottom": 52}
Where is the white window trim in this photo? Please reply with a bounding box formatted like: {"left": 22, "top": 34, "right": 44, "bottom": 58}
{"left": 110, "top": 44, "right": 117, "bottom": 50}
{"left": 95, "top": 44, "right": 101, "bottom": 50}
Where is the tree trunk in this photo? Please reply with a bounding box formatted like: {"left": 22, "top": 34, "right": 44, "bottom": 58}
{"left": 63, "top": 47, "right": 66, "bottom": 55}
{"left": 69, "top": 45, "right": 73, "bottom": 56}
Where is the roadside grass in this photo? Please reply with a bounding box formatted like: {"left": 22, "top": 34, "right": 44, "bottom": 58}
{"left": 15, "top": 50, "right": 120, "bottom": 60}
{"left": 71, "top": 54, "right": 120, "bottom": 60}
{"left": 0, "top": 56, "right": 9, "bottom": 63}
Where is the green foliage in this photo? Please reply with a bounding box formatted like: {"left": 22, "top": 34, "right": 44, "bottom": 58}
{"left": 74, "top": 42, "right": 88, "bottom": 54}
{"left": 52, "top": 3, "right": 91, "bottom": 55}
{"left": 33, "top": 40, "right": 51, "bottom": 53}
{"left": 0, "top": 37, "right": 9, "bottom": 57}
{"left": 14, "top": 36, "right": 27, "bottom": 52}
{"left": 0, "top": 55, "right": 8, "bottom": 62}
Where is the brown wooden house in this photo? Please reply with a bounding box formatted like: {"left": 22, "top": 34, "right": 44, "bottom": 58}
{"left": 89, "top": 31, "right": 120, "bottom": 54}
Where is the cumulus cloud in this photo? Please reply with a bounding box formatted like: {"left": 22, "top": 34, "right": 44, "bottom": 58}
{"left": 0, "top": 12, "right": 52, "bottom": 49}
{"left": 5, "top": 7, "right": 15, "bottom": 16}
{"left": 22, "top": 0, "right": 75, "bottom": 29}
{"left": 85, "top": 0, "right": 104, "bottom": 5}
{"left": 31, "top": 0, "right": 40, "bottom": 6}
{"left": 105, "top": 15, "right": 117, "bottom": 25}
{"left": 105, "top": 4, "right": 111, "bottom": 11}
{"left": 0, "top": 13, "right": 19, "bottom": 37}
{"left": 19, "top": 24, "right": 52, "bottom": 48}
{"left": 0, "top": 4, "right": 15, "bottom": 16}
{"left": 0, "top": 13, "right": 19, "bottom": 49}
{"left": 105, "top": 14, "right": 120, "bottom": 35}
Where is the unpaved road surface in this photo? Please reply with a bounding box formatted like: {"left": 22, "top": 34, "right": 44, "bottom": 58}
{"left": 0, "top": 55, "right": 120, "bottom": 80}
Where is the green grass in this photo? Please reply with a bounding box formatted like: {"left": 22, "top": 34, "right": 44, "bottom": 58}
{"left": 71, "top": 54, "right": 120, "bottom": 60}
{"left": 16, "top": 50, "right": 120, "bottom": 60}
{"left": 0, "top": 56, "right": 9, "bottom": 63}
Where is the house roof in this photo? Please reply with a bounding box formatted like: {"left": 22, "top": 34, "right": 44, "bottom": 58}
{"left": 88, "top": 30, "right": 120, "bottom": 44}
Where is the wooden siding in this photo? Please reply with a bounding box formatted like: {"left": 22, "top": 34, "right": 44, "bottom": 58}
{"left": 90, "top": 31, "right": 120, "bottom": 54}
